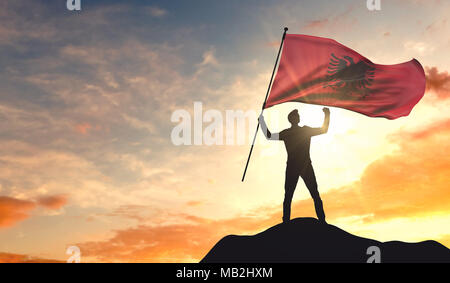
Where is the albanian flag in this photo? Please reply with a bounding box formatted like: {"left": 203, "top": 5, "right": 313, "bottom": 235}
{"left": 265, "top": 34, "right": 426, "bottom": 119}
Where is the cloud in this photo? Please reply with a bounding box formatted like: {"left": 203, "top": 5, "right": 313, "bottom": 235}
{"left": 0, "top": 197, "right": 36, "bottom": 228}
{"left": 37, "top": 194, "right": 68, "bottom": 210}
{"left": 98, "top": 205, "right": 158, "bottom": 223}
{"left": 146, "top": 6, "right": 168, "bottom": 18}
{"left": 121, "top": 114, "right": 155, "bottom": 133}
{"left": 399, "top": 118, "right": 450, "bottom": 140}
{"left": 197, "top": 47, "right": 219, "bottom": 67}
{"left": 304, "top": 19, "right": 329, "bottom": 29}
{"left": 0, "top": 252, "right": 62, "bottom": 263}
{"left": 186, "top": 201, "right": 203, "bottom": 207}
{"left": 75, "top": 122, "right": 93, "bottom": 135}
{"left": 404, "top": 41, "right": 435, "bottom": 55}
{"left": 425, "top": 19, "right": 447, "bottom": 34}
{"left": 78, "top": 213, "right": 277, "bottom": 262}
{"left": 0, "top": 1, "right": 58, "bottom": 44}
{"left": 0, "top": 194, "right": 69, "bottom": 228}
{"left": 265, "top": 40, "right": 281, "bottom": 48}
{"left": 425, "top": 67, "right": 450, "bottom": 99}
{"left": 302, "top": 7, "right": 356, "bottom": 33}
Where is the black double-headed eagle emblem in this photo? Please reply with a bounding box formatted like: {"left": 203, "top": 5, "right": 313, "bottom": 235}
{"left": 323, "top": 53, "right": 376, "bottom": 98}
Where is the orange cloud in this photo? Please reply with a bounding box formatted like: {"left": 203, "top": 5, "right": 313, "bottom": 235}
{"left": 75, "top": 122, "right": 92, "bottom": 135}
{"left": 304, "top": 19, "right": 329, "bottom": 29}
{"left": 0, "top": 195, "right": 69, "bottom": 229}
{"left": 302, "top": 8, "right": 356, "bottom": 32}
{"left": 265, "top": 40, "right": 280, "bottom": 48}
{"left": 186, "top": 201, "right": 203, "bottom": 207}
{"left": 37, "top": 194, "right": 68, "bottom": 210}
{"left": 399, "top": 118, "right": 450, "bottom": 140}
{"left": 78, "top": 214, "right": 277, "bottom": 262}
{"left": 0, "top": 197, "right": 36, "bottom": 228}
{"left": 77, "top": 118, "right": 450, "bottom": 262}
{"left": 0, "top": 252, "right": 63, "bottom": 263}
{"left": 425, "top": 67, "right": 450, "bottom": 99}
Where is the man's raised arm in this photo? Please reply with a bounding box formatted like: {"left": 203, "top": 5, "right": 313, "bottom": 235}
{"left": 321, "top": 107, "right": 330, "bottom": 134}
{"left": 258, "top": 115, "right": 280, "bottom": 140}
{"left": 310, "top": 107, "right": 330, "bottom": 136}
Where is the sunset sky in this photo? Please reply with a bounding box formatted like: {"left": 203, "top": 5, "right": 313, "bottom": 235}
{"left": 0, "top": 0, "right": 449, "bottom": 263}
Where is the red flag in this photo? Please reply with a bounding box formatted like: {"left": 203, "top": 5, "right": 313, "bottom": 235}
{"left": 265, "top": 34, "right": 426, "bottom": 119}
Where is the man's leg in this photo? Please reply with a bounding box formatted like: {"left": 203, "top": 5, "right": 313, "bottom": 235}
{"left": 300, "top": 162, "right": 326, "bottom": 223}
{"left": 283, "top": 163, "right": 300, "bottom": 223}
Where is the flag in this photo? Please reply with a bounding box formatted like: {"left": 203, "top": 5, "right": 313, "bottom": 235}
{"left": 265, "top": 34, "right": 426, "bottom": 119}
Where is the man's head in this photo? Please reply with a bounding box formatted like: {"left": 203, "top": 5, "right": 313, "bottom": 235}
{"left": 288, "top": 109, "right": 300, "bottom": 125}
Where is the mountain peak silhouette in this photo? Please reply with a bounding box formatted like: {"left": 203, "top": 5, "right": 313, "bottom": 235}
{"left": 201, "top": 217, "right": 450, "bottom": 263}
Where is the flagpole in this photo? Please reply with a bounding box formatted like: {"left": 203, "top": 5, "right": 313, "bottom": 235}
{"left": 241, "top": 27, "right": 288, "bottom": 182}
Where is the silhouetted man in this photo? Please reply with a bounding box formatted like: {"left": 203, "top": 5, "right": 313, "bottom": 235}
{"left": 259, "top": 107, "right": 330, "bottom": 224}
